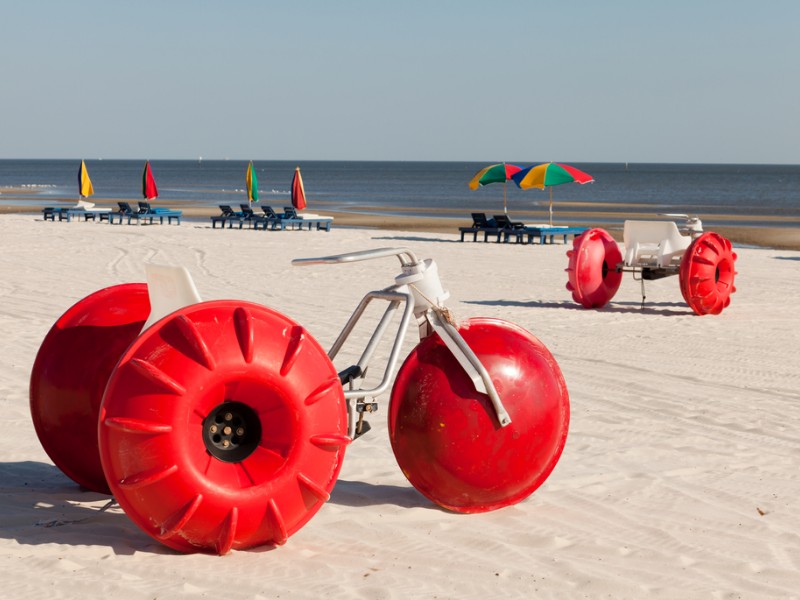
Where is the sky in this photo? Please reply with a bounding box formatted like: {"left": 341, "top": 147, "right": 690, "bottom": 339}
{"left": 2, "top": 0, "right": 799, "bottom": 164}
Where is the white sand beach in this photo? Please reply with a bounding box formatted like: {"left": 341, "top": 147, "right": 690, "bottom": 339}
{"left": 2, "top": 214, "right": 799, "bottom": 599}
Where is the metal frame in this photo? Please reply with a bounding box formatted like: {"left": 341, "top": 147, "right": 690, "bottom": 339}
{"left": 293, "top": 247, "right": 511, "bottom": 439}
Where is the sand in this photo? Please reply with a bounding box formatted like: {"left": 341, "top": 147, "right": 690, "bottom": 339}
{"left": 2, "top": 213, "right": 799, "bottom": 598}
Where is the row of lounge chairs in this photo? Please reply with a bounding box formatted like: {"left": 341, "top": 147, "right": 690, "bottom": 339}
{"left": 42, "top": 202, "right": 182, "bottom": 225}
{"left": 211, "top": 205, "right": 333, "bottom": 232}
{"left": 459, "top": 213, "right": 588, "bottom": 245}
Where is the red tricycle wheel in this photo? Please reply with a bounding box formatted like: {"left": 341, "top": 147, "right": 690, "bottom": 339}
{"left": 565, "top": 228, "right": 623, "bottom": 308}
{"left": 98, "top": 300, "right": 349, "bottom": 554}
{"left": 388, "top": 318, "right": 569, "bottom": 513}
{"left": 29, "top": 283, "right": 150, "bottom": 493}
{"left": 679, "top": 232, "right": 738, "bottom": 315}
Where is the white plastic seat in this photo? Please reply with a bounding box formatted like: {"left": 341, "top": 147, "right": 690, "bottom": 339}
{"left": 623, "top": 221, "right": 691, "bottom": 268}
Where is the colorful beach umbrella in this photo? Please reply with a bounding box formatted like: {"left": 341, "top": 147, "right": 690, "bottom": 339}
{"left": 245, "top": 161, "right": 259, "bottom": 205}
{"left": 142, "top": 160, "right": 158, "bottom": 200}
{"left": 291, "top": 166, "right": 307, "bottom": 210}
{"left": 78, "top": 160, "right": 94, "bottom": 199}
{"left": 468, "top": 162, "right": 522, "bottom": 214}
{"left": 512, "top": 162, "right": 594, "bottom": 226}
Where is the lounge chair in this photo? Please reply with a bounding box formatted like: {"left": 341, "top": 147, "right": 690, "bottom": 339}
{"left": 253, "top": 205, "right": 282, "bottom": 230}
{"left": 238, "top": 204, "right": 265, "bottom": 229}
{"left": 459, "top": 213, "right": 499, "bottom": 242}
{"left": 64, "top": 199, "right": 113, "bottom": 222}
{"left": 107, "top": 201, "right": 157, "bottom": 225}
{"left": 271, "top": 206, "right": 306, "bottom": 231}
{"left": 109, "top": 202, "right": 135, "bottom": 225}
{"left": 522, "top": 226, "right": 590, "bottom": 245}
{"left": 490, "top": 214, "right": 525, "bottom": 243}
{"left": 42, "top": 207, "right": 68, "bottom": 222}
{"left": 138, "top": 201, "right": 182, "bottom": 225}
{"left": 211, "top": 205, "right": 244, "bottom": 229}
{"left": 279, "top": 206, "right": 333, "bottom": 231}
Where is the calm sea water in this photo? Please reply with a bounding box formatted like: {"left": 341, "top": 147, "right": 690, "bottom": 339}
{"left": 1, "top": 159, "right": 798, "bottom": 228}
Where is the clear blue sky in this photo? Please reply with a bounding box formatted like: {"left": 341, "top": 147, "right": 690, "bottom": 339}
{"left": 2, "top": 0, "right": 798, "bottom": 163}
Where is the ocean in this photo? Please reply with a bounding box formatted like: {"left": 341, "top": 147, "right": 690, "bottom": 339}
{"left": 1, "top": 159, "right": 798, "bottom": 228}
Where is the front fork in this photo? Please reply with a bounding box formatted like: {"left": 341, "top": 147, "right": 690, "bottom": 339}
{"left": 292, "top": 247, "right": 511, "bottom": 439}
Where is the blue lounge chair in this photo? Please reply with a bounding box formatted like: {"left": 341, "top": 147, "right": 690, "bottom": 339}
{"left": 109, "top": 202, "right": 135, "bottom": 225}
{"left": 518, "top": 226, "right": 590, "bottom": 245}
{"left": 272, "top": 206, "right": 306, "bottom": 231}
{"left": 253, "top": 205, "right": 282, "bottom": 230}
{"left": 211, "top": 204, "right": 244, "bottom": 229}
{"left": 138, "top": 201, "right": 182, "bottom": 225}
{"left": 279, "top": 206, "right": 333, "bottom": 231}
{"left": 490, "top": 214, "right": 525, "bottom": 243}
{"left": 238, "top": 204, "right": 265, "bottom": 229}
{"left": 211, "top": 205, "right": 243, "bottom": 229}
{"left": 42, "top": 207, "right": 69, "bottom": 222}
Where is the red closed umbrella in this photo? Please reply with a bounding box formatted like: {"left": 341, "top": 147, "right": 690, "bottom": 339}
{"left": 291, "top": 166, "right": 307, "bottom": 210}
{"left": 142, "top": 160, "right": 158, "bottom": 200}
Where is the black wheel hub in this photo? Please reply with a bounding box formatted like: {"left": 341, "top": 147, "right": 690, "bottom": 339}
{"left": 202, "top": 401, "right": 262, "bottom": 463}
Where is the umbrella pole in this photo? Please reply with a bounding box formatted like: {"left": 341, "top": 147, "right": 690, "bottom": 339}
{"left": 503, "top": 182, "right": 508, "bottom": 215}
{"left": 549, "top": 187, "right": 553, "bottom": 226}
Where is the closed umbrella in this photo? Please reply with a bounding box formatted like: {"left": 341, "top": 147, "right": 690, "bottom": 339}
{"left": 78, "top": 160, "right": 94, "bottom": 199}
{"left": 291, "top": 166, "right": 307, "bottom": 211}
{"left": 142, "top": 160, "right": 158, "bottom": 200}
{"left": 245, "top": 161, "right": 259, "bottom": 207}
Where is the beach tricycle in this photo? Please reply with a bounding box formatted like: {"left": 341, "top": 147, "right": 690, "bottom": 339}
{"left": 29, "top": 247, "right": 569, "bottom": 554}
{"left": 565, "top": 216, "right": 737, "bottom": 315}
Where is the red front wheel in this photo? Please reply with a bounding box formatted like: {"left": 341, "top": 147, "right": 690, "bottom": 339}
{"left": 679, "top": 232, "right": 737, "bottom": 315}
{"left": 388, "top": 318, "right": 569, "bottom": 513}
{"left": 29, "top": 283, "right": 150, "bottom": 493}
{"left": 565, "top": 228, "right": 623, "bottom": 309}
{"left": 98, "top": 300, "right": 349, "bottom": 554}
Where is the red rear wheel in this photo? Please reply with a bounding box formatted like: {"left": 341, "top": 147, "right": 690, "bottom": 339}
{"left": 388, "top": 318, "right": 569, "bottom": 513}
{"left": 565, "top": 228, "right": 623, "bottom": 308}
{"left": 98, "top": 300, "right": 349, "bottom": 554}
{"left": 29, "top": 283, "right": 150, "bottom": 493}
{"left": 679, "top": 232, "right": 738, "bottom": 315}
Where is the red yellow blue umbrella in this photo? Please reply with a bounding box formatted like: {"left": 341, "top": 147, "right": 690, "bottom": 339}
{"left": 512, "top": 162, "right": 593, "bottom": 226}
{"left": 468, "top": 162, "right": 522, "bottom": 214}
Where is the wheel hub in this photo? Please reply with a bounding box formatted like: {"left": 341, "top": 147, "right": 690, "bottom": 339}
{"left": 202, "top": 401, "right": 262, "bottom": 463}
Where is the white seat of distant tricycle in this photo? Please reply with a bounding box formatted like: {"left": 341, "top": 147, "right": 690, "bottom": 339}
{"left": 623, "top": 220, "right": 692, "bottom": 268}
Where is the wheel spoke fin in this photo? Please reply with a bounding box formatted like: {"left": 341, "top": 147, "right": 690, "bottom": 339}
{"left": 157, "top": 494, "right": 203, "bottom": 540}
{"left": 267, "top": 499, "right": 288, "bottom": 545}
{"left": 119, "top": 464, "right": 178, "bottom": 489}
{"left": 216, "top": 507, "right": 238, "bottom": 555}
{"left": 692, "top": 256, "right": 716, "bottom": 266}
{"left": 310, "top": 433, "right": 352, "bottom": 449}
{"left": 304, "top": 376, "right": 341, "bottom": 406}
{"left": 280, "top": 326, "right": 305, "bottom": 376}
{"left": 297, "top": 472, "right": 331, "bottom": 503}
{"left": 103, "top": 417, "right": 173, "bottom": 434}
{"left": 173, "top": 314, "right": 216, "bottom": 371}
{"left": 129, "top": 358, "right": 186, "bottom": 395}
{"left": 233, "top": 307, "right": 254, "bottom": 363}
{"left": 701, "top": 239, "right": 721, "bottom": 255}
